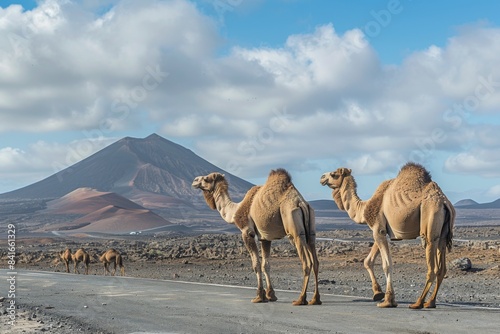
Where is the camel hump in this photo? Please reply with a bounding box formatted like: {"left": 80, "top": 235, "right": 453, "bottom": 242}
{"left": 398, "top": 162, "right": 432, "bottom": 184}
{"left": 267, "top": 168, "right": 292, "bottom": 190}
{"left": 269, "top": 168, "right": 292, "bottom": 181}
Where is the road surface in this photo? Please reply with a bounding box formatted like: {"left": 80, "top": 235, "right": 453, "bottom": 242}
{"left": 2, "top": 269, "right": 500, "bottom": 333}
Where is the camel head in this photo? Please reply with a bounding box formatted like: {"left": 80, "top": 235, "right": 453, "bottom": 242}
{"left": 192, "top": 172, "right": 226, "bottom": 192}
{"left": 320, "top": 168, "right": 352, "bottom": 211}
{"left": 192, "top": 172, "right": 227, "bottom": 210}
{"left": 320, "top": 168, "right": 352, "bottom": 189}
{"left": 59, "top": 248, "right": 71, "bottom": 259}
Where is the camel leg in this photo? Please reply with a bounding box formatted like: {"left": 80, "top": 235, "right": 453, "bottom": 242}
{"left": 373, "top": 228, "right": 397, "bottom": 308}
{"left": 410, "top": 232, "right": 448, "bottom": 309}
{"left": 242, "top": 232, "right": 266, "bottom": 303}
{"left": 84, "top": 256, "right": 89, "bottom": 275}
{"left": 423, "top": 244, "right": 446, "bottom": 309}
{"left": 74, "top": 260, "right": 80, "bottom": 274}
{"left": 410, "top": 241, "right": 437, "bottom": 309}
{"left": 260, "top": 240, "right": 277, "bottom": 301}
{"left": 286, "top": 207, "right": 313, "bottom": 306}
{"left": 112, "top": 260, "right": 117, "bottom": 276}
{"left": 64, "top": 261, "right": 70, "bottom": 273}
{"left": 364, "top": 243, "right": 384, "bottom": 301}
{"left": 410, "top": 208, "right": 448, "bottom": 309}
{"left": 307, "top": 236, "right": 322, "bottom": 305}
{"left": 292, "top": 232, "right": 312, "bottom": 306}
{"left": 103, "top": 263, "right": 111, "bottom": 276}
{"left": 424, "top": 220, "right": 450, "bottom": 308}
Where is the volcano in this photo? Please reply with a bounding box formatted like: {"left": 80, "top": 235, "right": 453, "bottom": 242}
{"left": 0, "top": 134, "right": 253, "bottom": 208}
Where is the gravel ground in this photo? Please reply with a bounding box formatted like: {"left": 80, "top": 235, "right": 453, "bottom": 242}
{"left": 2, "top": 226, "right": 500, "bottom": 333}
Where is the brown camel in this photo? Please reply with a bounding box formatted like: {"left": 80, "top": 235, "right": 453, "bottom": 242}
{"left": 320, "top": 162, "right": 455, "bottom": 309}
{"left": 99, "top": 248, "right": 125, "bottom": 276}
{"left": 192, "top": 169, "right": 321, "bottom": 306}
{"left": 72, "top": 248, "right": 91, "bottom": 275}
{"left": 59, "top": 248, "right": 72, "bottom": 273}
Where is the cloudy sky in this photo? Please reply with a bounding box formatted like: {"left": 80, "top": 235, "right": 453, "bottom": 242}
{"left": 1, "top": 0, "right": 500, "bottom": 204}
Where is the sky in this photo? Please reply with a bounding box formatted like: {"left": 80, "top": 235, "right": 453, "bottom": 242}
{"left": 1, "top": 0, "right": 500, "bottom": 204}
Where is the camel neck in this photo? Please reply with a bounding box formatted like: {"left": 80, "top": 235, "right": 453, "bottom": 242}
{"left": 340, "top": 176, "right": 366, "bottom": 224}
{"left": 213, "top": 184, "right": 239, "bottom": 224}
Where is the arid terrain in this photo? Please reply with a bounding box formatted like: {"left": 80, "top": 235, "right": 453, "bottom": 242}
{"left": 1, "top": 225, "right": 499, "bottom": 333}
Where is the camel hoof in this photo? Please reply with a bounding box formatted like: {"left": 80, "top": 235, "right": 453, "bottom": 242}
{"left": 424, "top": 301, "right": 436, "bottom": 309}
{"left": 252, "top": 289, "right": 268, "bottom": 303}
{"left": 377, "top": 300, "right": 398, "bottom": 308}
{"left": 373, "top": 292, "right": 384, "bottom": 301}
{"left": 251, "top": 296, "right": 268, "bottom": 303}
{"left": 409, "top": 303, "right": 423, "bottom": 309}
{"left": 308, "top": 298, "right": 322, "bottom": 305}
{"left": 292, "top": 299, "right": 308, "bottom": 306}
{"left": 266, "top": 288, "right": 278, "bottom": 302}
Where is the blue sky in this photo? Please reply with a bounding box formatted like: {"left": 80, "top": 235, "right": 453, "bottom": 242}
{"left": 1, "top": 0, "right": 500, "bottom": 204}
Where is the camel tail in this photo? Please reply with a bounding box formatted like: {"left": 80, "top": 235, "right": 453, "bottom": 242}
{"left": 444, "top": 201, "right": 455, "bottom": 252}
{"left": 299, "top": 202, "right": 316, "bottom": 244}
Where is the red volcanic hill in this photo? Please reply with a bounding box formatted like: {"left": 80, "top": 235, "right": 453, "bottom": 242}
{"left": 0, "top": 133, "right": 253, "bottom": 208}
{"left": 43, "top": 188, "right": 174, "bottom": 233}
{"left": 46, "top": 187, "right": 144, "bottom": 214}
{"left": 74, "top": 205, "right": 170, "bottom": 233}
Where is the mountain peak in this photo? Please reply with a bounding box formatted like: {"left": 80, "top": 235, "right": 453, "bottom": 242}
{"left": 0, "top": 134, "right": 253, "bottom": 207}
{"left": 454, "top": 199, "right": 479, "bottom": 207}
{"left": 120, "top": 133, "right": 163, "bottom": 143}
{"left": 145, "top": 133, "right": 162, "bottom": 140}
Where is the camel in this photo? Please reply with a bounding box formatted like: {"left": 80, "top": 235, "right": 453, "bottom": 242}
{"left": 59, "top": 248, "right": 72, "bottom": 273}
{"left": 99, "top": 248, "right": 125, "bottom": 276}
{"left": 320, "top": 162, "right": 455, "bottom": 309}
{"left": 72, "top": 248, "right": 91, "bottom": 275}
{"left": 192, "top": 169, "right": 321, "bottom": 306}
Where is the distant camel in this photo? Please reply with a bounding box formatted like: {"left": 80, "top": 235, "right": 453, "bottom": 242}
{"left": 100, "top": 248, "right": 125, "bottom": 276}
{"left": 193, "top": 169, "right": 321, "bottom": 305}
{"left": 72, "top": 248, "right": 91, "bottom": 275}
{"left": 59, "top": 248, "right": 72, "bottom": 273}
{"left": 320, "top": 162, "right": 455, "bottom": 308}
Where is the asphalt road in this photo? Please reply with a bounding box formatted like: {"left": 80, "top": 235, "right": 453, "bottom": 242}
{"left": 3, "top": 269, "right": 500, "bottom": 334}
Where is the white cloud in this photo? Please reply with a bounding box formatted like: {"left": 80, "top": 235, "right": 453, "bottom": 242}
{"left": 1, "top": 1, "right": 500, "bottom": 200}
{"left": 0, "top": 147, "right": 28, "bottom": 170}
{"left": 445, "top": 148, "right": 500, "bottom": 177}
{"left": 233, "top": 24, "right": 380, "bottom": 91}
{"left": 0, "top": 0, "right": 218, "bottom": 132}
{"left": 486, "top": 184, "right": 500, "bottom": 198}
{"left": 0, "top": 137, "right": 117, "bottom": 192}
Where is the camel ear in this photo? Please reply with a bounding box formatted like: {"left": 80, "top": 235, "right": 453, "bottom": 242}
{"left": 338, "top": 168, "right": 351, "bottom": 176}
{"left": 214, "top": 173, "right": 225, "bottom": 181}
